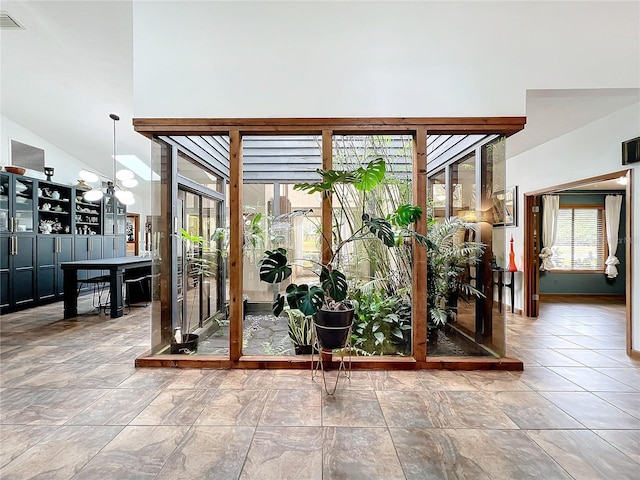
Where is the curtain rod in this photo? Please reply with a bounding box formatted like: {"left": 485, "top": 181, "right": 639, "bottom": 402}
{"left": 546, "top": 191, "right": 624, "bottom": 195}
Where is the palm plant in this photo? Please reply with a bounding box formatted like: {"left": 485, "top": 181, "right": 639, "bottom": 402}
{"left": 426, "top": 217, "right": 485, "bottom": 329}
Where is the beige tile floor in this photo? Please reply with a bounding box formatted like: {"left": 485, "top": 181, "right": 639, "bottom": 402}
{"left": 1, "top": 295, "right": 638, "bottom": 479}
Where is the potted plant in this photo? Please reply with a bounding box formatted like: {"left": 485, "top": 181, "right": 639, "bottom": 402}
{"left": 172, "top": 228, "right": 214, "bottom": 354}
{"left": 284, "top": 307, "right": 314, "bottom": 354}
{"left": 258, "top": 158, "right": 423, "bottom": 351}
{"left": 425, "top": 215, "right": 485, "bottom": 346}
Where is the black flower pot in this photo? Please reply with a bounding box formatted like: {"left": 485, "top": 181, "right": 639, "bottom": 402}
{"left": 171, "top": 333, "right": 199, "bottom": 354}
{"left": 294, "top": 344, "right": 314, "bottom": 355}
{"left": 427, "top": 329, "right": 438, "bottom": 348}
{"left": 314, "top": 307, "right": 354, "bottom": 350}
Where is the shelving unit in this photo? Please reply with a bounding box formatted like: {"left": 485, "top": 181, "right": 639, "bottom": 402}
{"left": 104, "top": 194, "right": 126, "bottom": 235}
{"left": 74, "top": 191, "right": 102, "bottom": 235}
{"left": 37, "top": 182, "right": 73, "bottom": 235}
{"left": 1, "top": 171, "right": 126, "bottom": 313}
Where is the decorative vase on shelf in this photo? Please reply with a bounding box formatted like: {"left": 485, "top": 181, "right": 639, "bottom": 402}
{"left": 507, "top": 235, "right": 518, "bottom": 272}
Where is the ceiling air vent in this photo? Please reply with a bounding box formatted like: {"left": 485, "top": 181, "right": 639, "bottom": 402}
{"left": 0, "top": 11, "right": 24, "bottom": 30}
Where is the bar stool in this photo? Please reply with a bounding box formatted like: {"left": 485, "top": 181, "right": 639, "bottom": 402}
{"left": 123, "top": 275, "right": 150, "bottom": 314}
{"left": 77, "top": 275, "right": 111, "bottom": 314}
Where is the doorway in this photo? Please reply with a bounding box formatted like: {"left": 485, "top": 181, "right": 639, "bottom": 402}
{"left": 523, "top": 169, "right": 632, "bottom": 354}
{"left": 126, "top": 213, "right": 140, "bottom": 256}
{"left": 177, "top": 187, "right": 226, "bottom": 335}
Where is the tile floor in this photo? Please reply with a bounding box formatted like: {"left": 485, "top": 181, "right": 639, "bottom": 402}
{"left": 0, "top": 295, "right": 638, "bottom": 479}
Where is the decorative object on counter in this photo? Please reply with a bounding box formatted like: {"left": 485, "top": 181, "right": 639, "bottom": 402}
{"left": 44, "top": 166, "right": 54, "bottom": 181}
{"left": 5, "top": 166, "right": 26, "bottom": 175}
{"left": 507, "top": 235, "right": 518, "bottom": 272}
{"left": 39, "top": 219, "right": 54, "bottom": 234}
{"left": 82, "top": 113, "right": 136, "bottom": 205}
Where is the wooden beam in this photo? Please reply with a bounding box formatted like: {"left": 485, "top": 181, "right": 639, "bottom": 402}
{"left": 135, "top": 353, "right": 524, "bottom": 371}
{"left": 413, "top": 127, "right": 428, "bottom": 361}
{"left": 229, "top": 131, "right": 243, "bottom": 361}
{"left": 155, "top": 141, "right": 176, "bottom": 353}
{"left": 133, "top": 116, "right": 526, "bottom": 137}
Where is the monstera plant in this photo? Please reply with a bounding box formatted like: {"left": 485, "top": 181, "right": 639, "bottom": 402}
{"left": 258, "top": 158, "right": 423, "bottom": 320}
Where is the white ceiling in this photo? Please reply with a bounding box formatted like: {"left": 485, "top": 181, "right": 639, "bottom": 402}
{"left": 1, "top": 1, "right": 151, "bottom": 180}
{"left": 1, "top": 1, "right": 638, "bottom": 189}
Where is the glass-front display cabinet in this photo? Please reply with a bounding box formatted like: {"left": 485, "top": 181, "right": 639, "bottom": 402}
{"left": 0, "top": 172, "right": 35, "bottom": 234}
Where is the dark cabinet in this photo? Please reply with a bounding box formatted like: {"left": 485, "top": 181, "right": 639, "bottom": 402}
{"left": 74, "top": 190, "right": 102, "bottom": 235}
{"left": 0, "top": 172, "right": 127, "bottom": 313}
{"left": 0, "top": 234, "right": 36, "bottom": 309}
{"left": 103, "top": 236, "right": 126, "bottom": 259}
{"left": 37, "top": 182, "right": 73, "bottom": 235}
{"left": 74, "top": 235, "right": 103, "bottom": 287}
{"left": 37, "top": 235, "right": 72, "bottom": 301}
{"left": 1, "top": 172, "right": 35, "bottom": 234}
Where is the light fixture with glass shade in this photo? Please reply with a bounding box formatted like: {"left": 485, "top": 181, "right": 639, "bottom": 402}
{"left": 80, "top": 113, "right": 137, "bottom": 205}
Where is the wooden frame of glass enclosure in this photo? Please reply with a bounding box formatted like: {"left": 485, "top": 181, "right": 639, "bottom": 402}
{"left": 133, "top": 117, "right": 525, "bottom": 370}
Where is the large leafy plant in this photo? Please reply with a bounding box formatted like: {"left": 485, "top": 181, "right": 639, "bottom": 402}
{"left": 351, "top": 288, "right": 412, "bottom": 355}
{"left": 259, "top": 158, "right": 422, "bottom": 317}
{"left": 426, "top": 216, "right": 485, "bottom": 329}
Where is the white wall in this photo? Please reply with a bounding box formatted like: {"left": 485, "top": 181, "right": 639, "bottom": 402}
{"left": 506, "top": 102, "right": 640, "bottom": 349}
{"left": 132, "top": 1, "right": 639, "bottom": 118}
{"left": 130, "top": 1, "right": 640, "bottom": 350}
{"left": 1, "top": 115, "right": 87, "bottom": 185}
{"left": 1, "top": 114, "right": 152, "bottom": 242}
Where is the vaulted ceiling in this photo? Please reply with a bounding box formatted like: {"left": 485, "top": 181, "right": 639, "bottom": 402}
{"left": 1, "top": 1, "right": 638, "bottom": 192}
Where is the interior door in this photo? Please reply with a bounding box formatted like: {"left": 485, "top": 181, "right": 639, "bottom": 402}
{"left": 178, "top": 188, "right": 224, "bottom": 333}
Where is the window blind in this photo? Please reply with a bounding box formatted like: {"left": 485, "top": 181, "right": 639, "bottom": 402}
{"left": 552, "top": 207, "right": 605, "bottom": 271}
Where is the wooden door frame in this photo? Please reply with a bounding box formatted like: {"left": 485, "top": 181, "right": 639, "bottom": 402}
{"left": 523, "top": 169, "right": 634, "bottom": 355}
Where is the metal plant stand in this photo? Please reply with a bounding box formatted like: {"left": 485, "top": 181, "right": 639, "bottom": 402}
{"left": 311, "top": 320, "right": 352, "bottom": 395}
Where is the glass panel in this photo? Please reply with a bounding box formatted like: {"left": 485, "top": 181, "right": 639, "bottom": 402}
{"left": 242, "top": 135, "right": 323, "bottom": 356}
{"left": 332, "top": 134, "right": 414, "bottom": 356}
{"left": 426, "top": 135, "right": 505, "bottom": 358}
{"left": 15, "top": 177, "right": 34, "bottom": 232}
{"left": 428, "top": 169, "right": 446, "bottom": 222}
{"left": 104, "top": 196, "right": 115, "bottom": 235}
{"left": 450, "top": 153, "right": 475, "bottom": 218}
{"left": 485, "top": 137, "right": 507, "bottom": 357}
{"left": 0, "top": 173, "right": 9, "bottom": 233}
{"left": 115, "top": 199, "right": 126, "bottom": 235}
{"left": 178, "top": 151, "right": 221, "bottom": 192}
{"left": 150, "top": 136, "right": 230, "bottom": 356}
{"left": 180, "top": 191, "right": 201, "bottom": 333}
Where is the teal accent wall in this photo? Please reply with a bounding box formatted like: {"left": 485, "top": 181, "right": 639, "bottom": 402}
{"left": 540, "top": 192, "right": 626, "bottom": 295}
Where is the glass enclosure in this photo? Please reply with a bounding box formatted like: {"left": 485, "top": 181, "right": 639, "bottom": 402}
{"left": 426, "top": 135, "right": 507, "bottom": 357}
{"left": 145, "top": 124, "right": 516, "bottom": 363}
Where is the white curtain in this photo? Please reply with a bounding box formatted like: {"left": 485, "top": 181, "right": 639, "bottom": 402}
{"left": 605, "top": 195, "right": 623, "bottom": 278}
{"left": 539, "top": 195, "right": 560, "bottom": 270}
